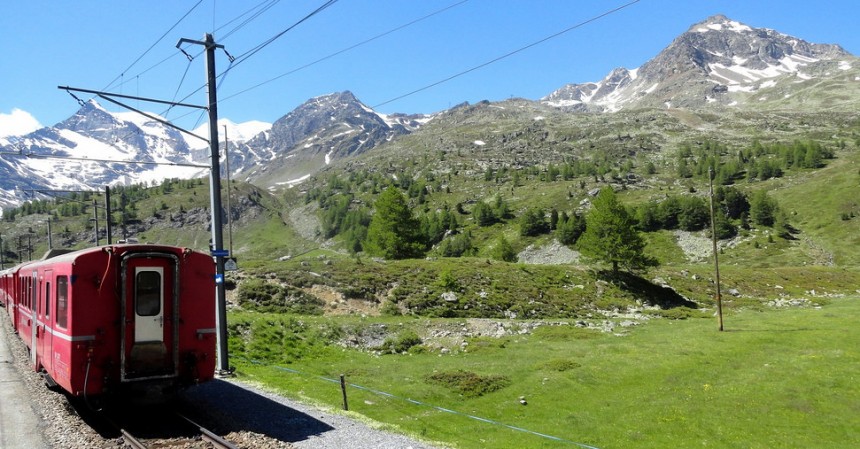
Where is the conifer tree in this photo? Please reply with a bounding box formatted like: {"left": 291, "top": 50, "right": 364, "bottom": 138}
{"left": 578, "top": 187, "right": 652, "bottom": 273}
{"left": 364, "top": 186, "right": 425, "bottom": 259}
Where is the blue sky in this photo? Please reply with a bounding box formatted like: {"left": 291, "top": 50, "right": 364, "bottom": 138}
{"left": 1, "top": 0, "right": 858, "bottom": 137}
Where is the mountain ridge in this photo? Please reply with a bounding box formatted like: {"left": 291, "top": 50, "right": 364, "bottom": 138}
{"left": 2, "top": 14, "right": 858, "bottom": 210}
{"left": 542, "top": 14, "right": 855, "bottom": 111}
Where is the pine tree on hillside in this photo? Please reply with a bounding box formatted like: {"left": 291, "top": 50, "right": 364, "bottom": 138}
{"left": 364, "top": 186, "right": 425, "bottom": 259}
{"left": 578, "top": 187, "right": 653, "bottom": 273}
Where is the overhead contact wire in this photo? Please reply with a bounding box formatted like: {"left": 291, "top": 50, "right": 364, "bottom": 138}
{"left": 220, "top": 0, "right": 470, "bottom": 103}
{"left": 102, "top": 0, "right": 205, "bottom": 92}
{"left": 169, "top": 0, "right": 340, "bottom": 111}
{"left": 373, "top": 0, "right": 642, "bottom": 109}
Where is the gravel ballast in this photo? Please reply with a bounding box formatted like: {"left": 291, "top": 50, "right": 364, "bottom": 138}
{"left": 0, "top": 312, "right": 445, "bottom": 448}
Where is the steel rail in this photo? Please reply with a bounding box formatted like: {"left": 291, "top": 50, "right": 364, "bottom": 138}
{"left": 176, "top": 412, "right": 238, "bottom": 449}
{"left": 120, "top": 428, "right": 149, "bottom": 449}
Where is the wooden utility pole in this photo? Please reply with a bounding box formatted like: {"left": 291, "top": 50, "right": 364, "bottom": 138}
{"left": 708, "top": 167, "right": 724, "bottom": 331}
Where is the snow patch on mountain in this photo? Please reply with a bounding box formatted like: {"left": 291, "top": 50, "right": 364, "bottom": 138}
{"left": 693, "top": 19, "right": 752, "bottom": 34}
{"left": 185, "top": 118, "right": 272, "bottom": 150}
{"left": 541, "top": 14, "right": 852, "bottom": 112}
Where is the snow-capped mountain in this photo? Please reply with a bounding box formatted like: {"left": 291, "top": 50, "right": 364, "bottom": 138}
{"left": 0, "top": 92, "right": 430, "bottom": 208}
{"left": 229, "top": 91, "right": 430, "bottom": 189}
{"left": 543, "top": 15, "right": 856, "bottom": 111}
{"left": 3, "top": 15, "right": 857, "bottom": 210}
{"left": 0, "top": 101, "right": 263, "bottom": 208}
{"left": 185, "top": 119, "right": 272, "bottom": 151}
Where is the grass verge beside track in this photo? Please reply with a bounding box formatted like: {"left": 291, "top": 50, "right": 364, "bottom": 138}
{"left": 228, "top": 298, "right": 860, "bottom": 449}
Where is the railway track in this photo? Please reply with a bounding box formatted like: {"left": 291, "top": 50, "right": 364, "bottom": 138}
{"left": 176, "top": 412, "right": 240, "bottom": 449}
{"left": 111, "top": 411, "right": 239, "bottom": 449}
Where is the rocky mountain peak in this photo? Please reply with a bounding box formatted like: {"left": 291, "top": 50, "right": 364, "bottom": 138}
{"left": 543, "top": 15, "right": 854, "bottom": 112}
{"left": 687, "top": 14, "right": 752, "bottom": 34}
{"left": 229, "top": 90, "right": 428, "bottom": 187}
{"left": 57, "top": 100, "right": 121, "bottom": 133}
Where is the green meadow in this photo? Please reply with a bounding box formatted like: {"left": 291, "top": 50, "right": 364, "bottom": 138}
{"left": 228, "top": 297, "right": 860, "bottom": 449}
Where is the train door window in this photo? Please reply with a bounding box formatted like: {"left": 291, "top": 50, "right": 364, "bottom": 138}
{"left": 34, "top": 275, "right": 39, "bottom": 315}
{"left": 45, "top": 281, "right": 51, "bottom": 320}
{"left": 56, "top": 276, "right": 68, "bottom": 329}
{"left": 136, "top": 271, "right": 162, "bottom": 316}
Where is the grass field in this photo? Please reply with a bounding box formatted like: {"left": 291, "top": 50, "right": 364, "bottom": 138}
{"left": 228, "top": 297, "right": 860, "bottom": 449}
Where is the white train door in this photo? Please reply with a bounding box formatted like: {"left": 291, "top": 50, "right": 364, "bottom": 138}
{"left": 121, "top": 254, "right": 177, "bottom": 380}
{"left": 134, "top": 267, "right": 164, "bottom": 343}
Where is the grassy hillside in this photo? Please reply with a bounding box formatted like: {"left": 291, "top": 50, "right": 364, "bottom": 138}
{"left": 4, "top": 103, "right": 860, "bottom": 294}
{"left": 227, "top": 296, "right": 860, "bottom": 449}
{"left": 4, "top": 98, "right": 860, "bottom": 449}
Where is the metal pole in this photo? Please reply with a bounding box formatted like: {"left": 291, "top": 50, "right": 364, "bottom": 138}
{"left": 708, "top": 167, "right": 724, "bottom": 332}
{"left": 203, "top": 33, "right": 230, "bottom": 374}
{"left": 46, "top": 219, "right": 53, "bottom": 250}
{"left": 0, "top": 233, "right": 4, "bottom": 269}
{"left": 105, "top": 186, "right": 113, "bottom": 244}
{"left": 92, "top": 199, "right": 100, "bottom": 246}
{"left": 27, "top": 234, "right": 32, "bottom": 261}
{"left": 120, "top": 192, "right": 128, "bottom": 240}
{"left": 224, "top": 124, "right": 234, "bottom": 256}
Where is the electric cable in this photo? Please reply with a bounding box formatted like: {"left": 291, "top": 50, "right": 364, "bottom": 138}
{"left": 372, "top": 0, "right": 642, "bottom": 109}
{"left": 102, "top": 0, "right": 205, "bottom": 93}
{"left": 227, "top": 0, "right": 339, "bottom": 70}
{"left": 167, "top": 0, "right": 341, "bottom": 115}
{"left": 99, "top": 0, "right": 278, "bottom": 98}
{"left": 219, "top": 0, "right": 470, "bottom": 104}
{"left": 219, "top": 0, "right": 283, "bottom": 41}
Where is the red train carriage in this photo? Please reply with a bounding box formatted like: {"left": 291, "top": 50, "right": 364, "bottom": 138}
{"left": 0, "top": 244, "right": 217, "bottom": 401}
{"left": 1, "top": 266, "right": 18, "bottom": 324}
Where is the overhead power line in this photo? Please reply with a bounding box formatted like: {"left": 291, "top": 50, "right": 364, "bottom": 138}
{"left": 102, "top": 0, "right": 205, "bottom": 93}
{"left": 229, "top": 0, "right": 340, "bottom": 67}
{"left": 219, "top": 0, "right": 284, "bottom": 41}
{"left": 168, "top": 0, "right": 341, "bottom": 115}
{"left": 373, "top": 0, "right": 642, "bottom": 109}
{"left": 220, "top": 0, "right": 470, "bottom": 104}
{"left": 100, "top": 0, "right": 281, "bottom": 98}
{"left": 0, "top": 151, "right": 209, "bottom": 169}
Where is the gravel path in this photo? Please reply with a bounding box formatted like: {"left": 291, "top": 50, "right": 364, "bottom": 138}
{"left": 182, "top": 379, "right": 447, "bottom": 449}
{"left": 1, "top": 312, "right": 446, "bottom": 449}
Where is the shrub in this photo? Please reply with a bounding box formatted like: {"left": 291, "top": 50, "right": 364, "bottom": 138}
{"left": 538, "top": 359, "right": 582, "bottom": 372}
{"left": 236, "top": 279, "right": 325, "bottom": 314}
{"left": 378, "top": 330, "right": 423, "bottom": 354}
{"left": 426, "top": 370, "right": 511, "bottom": 398}
{"left": 380, "top": 300, "right": 402, "bottom": 316}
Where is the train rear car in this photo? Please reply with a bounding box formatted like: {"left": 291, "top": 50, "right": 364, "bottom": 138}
{"left": 13, "top": 244, "right": 217, "bottom": 402}
{"left": 0, "top": 267, "right": 17, "bottom": 324}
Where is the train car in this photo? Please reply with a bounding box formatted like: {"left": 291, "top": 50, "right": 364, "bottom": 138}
{"left": 0, "top": 266, "right": 17, "bottom": 324}
{"left": 1, "top": 243, "right": 217, "bottom": 402}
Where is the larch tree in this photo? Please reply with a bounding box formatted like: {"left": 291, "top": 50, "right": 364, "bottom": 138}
{"left": 364, "top": 186, "right": 425, "bottom": 259}
{"left": 578, "top": 187, "right": 653, "bottom": 273}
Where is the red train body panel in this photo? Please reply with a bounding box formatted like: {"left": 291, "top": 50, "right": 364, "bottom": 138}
{"left": 0, "top": 244, "right": 216, "bottom": 400}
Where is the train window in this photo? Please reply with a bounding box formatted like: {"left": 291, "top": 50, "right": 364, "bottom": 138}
{"left": 45, "top": 282, "right": 51, "bottom": 319}
{"left": 57, "top": 276, "right": 68, "bottom": 329}
{"left": 135, "top": 271, "right": 161, "bottom": 317}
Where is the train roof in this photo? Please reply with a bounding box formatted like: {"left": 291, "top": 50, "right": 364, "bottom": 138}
{"left": 5, "top": 243, "right": 209, "bottom": 270}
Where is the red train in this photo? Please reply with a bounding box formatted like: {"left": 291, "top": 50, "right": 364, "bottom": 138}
{"left": 0, "top": 243, "right": 217, "bottom": 402}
